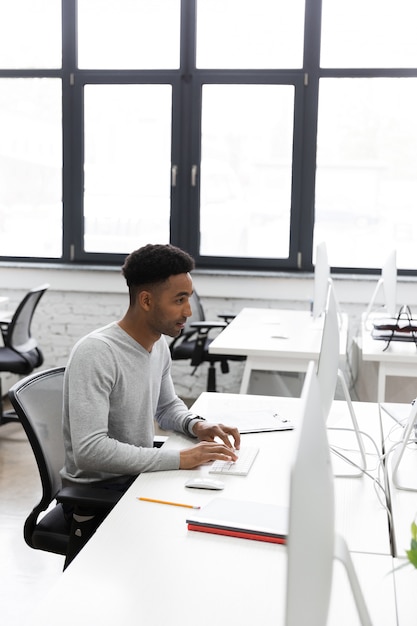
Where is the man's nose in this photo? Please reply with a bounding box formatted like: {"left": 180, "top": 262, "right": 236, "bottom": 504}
{"left": 184, "top": 300, "right": 192, "bottom": 318}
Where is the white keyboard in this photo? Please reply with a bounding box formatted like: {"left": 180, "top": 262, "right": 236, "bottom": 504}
{"left": 209, "top": 446, "right": 259, "bottom": 476}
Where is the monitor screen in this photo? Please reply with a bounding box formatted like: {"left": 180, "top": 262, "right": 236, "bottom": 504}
{"left": 316, "top": 284, "right": 339, "bottom": 422}
{"left": 316, "top": 286, "right": 367, "bottom": 476}
{"left": 365, "top": 249, "right": 397, "bottom": 321}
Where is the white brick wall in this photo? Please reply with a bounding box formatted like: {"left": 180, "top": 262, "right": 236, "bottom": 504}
{"left": 2, "top": 268, "right": 417, "bottom": 403}
{"left": 0, "top": 285, "right": 369, "bottom": 400}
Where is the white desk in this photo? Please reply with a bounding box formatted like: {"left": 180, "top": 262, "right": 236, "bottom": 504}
{"left": 30, "top": 499, "right": 397, "bottom": 626}
{"left": 28, "top": 395, "right": 401, "bottom": 626}
{"left": 360, "top": 314, "right": 417, "bottom": 402}
{"left": 209, "top": 307, "right": 348, "bottom": 394}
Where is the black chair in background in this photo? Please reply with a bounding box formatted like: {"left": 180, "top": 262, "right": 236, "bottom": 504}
{"left": 169, "top": 291, "right": 245, "bottom": 392}
{"left": 0, "top": 283, "right": 50, "bottom": 425}
{"left": 8, "top": 367, "right": 122, "bottom": 570}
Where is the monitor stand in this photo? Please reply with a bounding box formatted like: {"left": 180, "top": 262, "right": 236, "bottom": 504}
{"left": 327, "top": 369, "right": 367, "bottom": 478}
{"left": 391, "top": 401, "right": 417, "bottom": 491}
{"left": 333, "top": 534, "right": 373, "bottom": 626}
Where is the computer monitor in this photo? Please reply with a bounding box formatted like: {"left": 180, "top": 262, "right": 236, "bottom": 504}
{"left": 312, "top": 241, "right": 331, "bottom": 320}
{"left": 382, "top": 250, "right": 397, "bottom": 318}
{"left": 391, "top": 400, "right": 417, "bottom": 491}
{"left": 316, "top": 284, "right": 367, "bottom": 476}
{"left": 364, "top": 250, "right": 397, "bottom": 322}
{"left": 285, "top": 361, "right": 371, "bottom": 625}
{"left": 285, "top": 361, "right": 334, "bottom": 625}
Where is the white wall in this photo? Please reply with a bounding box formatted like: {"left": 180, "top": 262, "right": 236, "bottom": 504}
{"left": 2, "top": 263, "right": 417, "bottom": 403}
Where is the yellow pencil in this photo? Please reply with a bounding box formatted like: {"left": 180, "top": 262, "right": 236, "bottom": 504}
{"left": 138, "top": 496, "right": 200, "bottom": 510}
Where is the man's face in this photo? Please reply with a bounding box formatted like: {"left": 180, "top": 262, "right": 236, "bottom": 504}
{"left": 147, "top": 273, "right": 193, "bottom": 338}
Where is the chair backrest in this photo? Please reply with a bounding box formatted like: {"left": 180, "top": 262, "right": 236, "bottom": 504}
{"left": 181, "top": 290, "right": 206, "bottom": 337}
{"left": 8, "top": 367, "right": 65, "bottom": 510}
{"left": 6, "top": 284, "right": 49, "bottom": 353}
{"left": 185, "top": 290, "right": 206, "bottom": 331}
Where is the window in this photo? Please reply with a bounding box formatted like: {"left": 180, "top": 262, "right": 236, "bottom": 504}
{"left": 0, "top": 0, "right": 62, "bottom": 259}
{"left": 0, "top": 78, "right": 62, "bottom": 257}
{"left": 0, "top": 0, "right": 61, "bottom": 69}
{"left": 0, "top": 0, "right": 416, "bottom": 274}
{"left": 195, "top": 0, "right": 304, "bottom": 69}
{"left": 83, "top": 84, "right": 172, "bottom": 253}
{"left": 199, "top": 84, "right": 294, "bottom": 259}
{"left": 315, "top": 78, "right": 417, "bottom": 269}
{"left": 315, "top": 0, "right": 417, "bottom": 271}
{"left": 77, "top": 0, "right": 180, "bottom": 69}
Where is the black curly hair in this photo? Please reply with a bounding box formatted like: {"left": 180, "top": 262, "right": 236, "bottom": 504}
{"left": 122, "top": 243, "right": 195, "bottom": 302}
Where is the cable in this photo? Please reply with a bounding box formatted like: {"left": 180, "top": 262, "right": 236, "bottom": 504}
{"left": 329, "top": 445, "right": 392, "bottom": 524}
{"left": 327, "top": 425, "right": 393, "bottom": 522}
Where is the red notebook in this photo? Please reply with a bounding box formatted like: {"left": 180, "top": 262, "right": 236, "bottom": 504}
{"left": 186, "top": 497, "right": 288, "bottom": 544}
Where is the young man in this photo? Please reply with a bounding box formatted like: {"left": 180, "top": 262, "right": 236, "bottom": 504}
{"left": 61, "top": 243, "right": 240, "bottom": 490}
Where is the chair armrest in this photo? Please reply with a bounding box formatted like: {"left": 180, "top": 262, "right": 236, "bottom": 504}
{"left": 217, "top": 313, "right": 236, "bottom": 324}
{"left": 153, "top": 436, "right": 168, "bottom": 448}
{"left": 187, "top": 321, "right": 227, "bottom": 367}
{"left": 57, "top": 486, "right": 121, "bottom": 510}
{"left": 189, "top": 321, "right": 227, "bottom": 330}
{"left": 0, "top": 318, "right": 11, "bottom": 343}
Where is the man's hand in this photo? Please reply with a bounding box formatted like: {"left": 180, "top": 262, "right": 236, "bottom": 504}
{"left": 179, "top": 440, "right": 238, "bottom": 469}
{"left": 192, "top": 421, "right": 241, "bottom": 451}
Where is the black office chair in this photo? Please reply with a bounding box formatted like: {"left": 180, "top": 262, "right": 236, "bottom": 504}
{"left": 0, "top": 283, "right": 50, "bottom": 425}
{"left": 8, "top": 367, "right": 122, "bottom": 570}
{"left": 169, "top": 291, "right": 245, "bottom": 392}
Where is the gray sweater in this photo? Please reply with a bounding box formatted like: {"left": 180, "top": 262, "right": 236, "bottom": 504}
{"left": 61, "top": 322, "right": 200, "bottom": 484}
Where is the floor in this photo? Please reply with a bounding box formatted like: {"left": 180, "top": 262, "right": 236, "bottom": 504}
{"left": 0, "top": 419, "right": 64, "bottom": 625}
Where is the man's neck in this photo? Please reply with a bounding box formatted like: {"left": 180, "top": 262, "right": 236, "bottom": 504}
{"left": 117, "top": 316, "right": 159, "bottom": 353}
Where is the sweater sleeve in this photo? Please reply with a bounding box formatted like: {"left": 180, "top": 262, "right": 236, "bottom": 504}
{"left": 153, "top": 339, "right": 202, "bottom": 437}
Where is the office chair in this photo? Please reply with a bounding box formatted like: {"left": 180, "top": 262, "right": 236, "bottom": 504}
{"left": 0, "top": 283, "right": 50, "bottom": 425}
{"left": 8, "top": 366, "right": 122, "bottom": 569}
{"left": 169, "top": 291, "right": 245, "bottom": 392}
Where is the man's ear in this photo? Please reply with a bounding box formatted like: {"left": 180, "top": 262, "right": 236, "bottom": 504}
{"left": 138, "top": 290, "right": 152, "bottom": 310}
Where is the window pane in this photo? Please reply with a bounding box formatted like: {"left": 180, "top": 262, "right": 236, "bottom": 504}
{"left": 83, "top": 85, "right": 172, "bottom": 253}
{"left": 0, "top": 79, "right": 62, "bottom": 257}
{"left": 321, "top": 0, "right": 417, "bottom": 68}
{"left": 315, "top": 78, "right": 417, "bottom": 269}
{"left": 78, "top": 0, "right": 180, "bottom": 69}
{"left": 196, "top": 0, "right": 305, "bottom": 69}
{"left": 0, "top": 0, "right": 61, "bottom": 69}
{"left": 200, "top": 84, "right": 294, "bottom": 259}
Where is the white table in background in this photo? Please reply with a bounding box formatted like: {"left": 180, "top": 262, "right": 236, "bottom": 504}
{"left": 360, "top": 313, "right": 417, "bottom": 402}
{"left": 208, "top": 307, "right": 348, "bottom": 394}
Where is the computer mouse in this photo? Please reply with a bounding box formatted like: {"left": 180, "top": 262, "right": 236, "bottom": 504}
{"left": 185, "top": 478, "right": 225, "bottom": 490}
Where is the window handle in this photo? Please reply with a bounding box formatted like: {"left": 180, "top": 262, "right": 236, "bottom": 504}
{"left": 191, "top": 164, "right": 198, "bottom": 187}
{"left": 171, "top": 165, "right": 178, "bottom": 187}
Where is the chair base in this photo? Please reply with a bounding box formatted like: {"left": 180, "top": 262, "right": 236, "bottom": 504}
{"left": 207, "top": 364, "right": 217, "bottom": 392}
